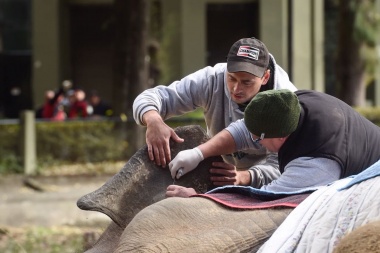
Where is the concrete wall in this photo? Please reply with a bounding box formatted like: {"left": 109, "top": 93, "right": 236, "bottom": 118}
{"left": 261, "top": 0, "right": 324, "bottom": 91}
{"left": 32, "top": 0, "right": 62, "bottom": 106}
{"left": 171, "top": 0, "right": 324, "bottom": 90}
{"left": 161, "top": 0, "right": 257, "bottom": 80}
{"left": 31, "top": 0, "right": 326, "bottom": 108}
{"left": 260, "top": 0, "right": 289, "bottom": 71}
{"left": 291, "top": 0, "right": 324, "bottom": 91}
{"left": 181, "top": 0, "right": 206, "bottom": 75}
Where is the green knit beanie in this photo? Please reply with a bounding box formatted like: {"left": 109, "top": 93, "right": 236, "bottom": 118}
{"left": 244, "top": 89, "right": 301, "bottom": 138}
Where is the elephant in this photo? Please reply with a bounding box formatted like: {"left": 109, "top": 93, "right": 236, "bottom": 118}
{"left": 332, "top": 220, "right": 380, "bottom": 253}
{"left": 114, "top": 197, "right": 292, "bottom": 253}
{"left": 77, "top": 125, "right": 294, "bottom": 252}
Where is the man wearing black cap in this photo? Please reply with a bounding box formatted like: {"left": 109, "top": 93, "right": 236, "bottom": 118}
{"left": 169, "top": 89, "right": 380, "bottom": 192}
{"left": 133, "top": 38, "right": 297, "bottom": 195}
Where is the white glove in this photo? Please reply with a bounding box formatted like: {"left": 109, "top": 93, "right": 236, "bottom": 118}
{"left": 169, "top": 147, "right": 204, "bottom": 179}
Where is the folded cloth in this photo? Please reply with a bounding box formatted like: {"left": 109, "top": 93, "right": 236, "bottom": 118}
{"left": 193, "top": 192, "right": 311, "bottom": 209}
{"left": 190, "top": 185, "right": 316, "bottom": 210}
{"left": 206, "top": 185, "right": 317, "bottom": 200}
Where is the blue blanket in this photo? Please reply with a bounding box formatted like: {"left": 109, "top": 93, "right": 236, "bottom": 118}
{"left": 207, "top": 183, "right": 317, "bottom": 201}
{"left": 339, "top": 159, "right": 380, "bottom": 190}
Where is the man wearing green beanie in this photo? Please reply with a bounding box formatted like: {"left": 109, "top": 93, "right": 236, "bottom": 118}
{"left": 169, "top": 89, "right": 380, "bottom": 192}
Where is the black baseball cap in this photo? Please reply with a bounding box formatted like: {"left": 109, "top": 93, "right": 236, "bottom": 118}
{"left": 227, "top": 37, "right": 270, "bottom": 77}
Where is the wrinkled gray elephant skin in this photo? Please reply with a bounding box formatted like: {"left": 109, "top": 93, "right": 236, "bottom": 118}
{"left": 78, "top": 125, "right": 294, "bottom": 253}
{"left": 77, "top": 125, "right": 223, "bottom": 228}
{"left": 114, "top": 197, "right": 293, "bottom": 253}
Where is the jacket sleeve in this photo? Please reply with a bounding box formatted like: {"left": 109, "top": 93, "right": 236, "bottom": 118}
{"left": 260, "top": 157, "right": 341, "bottom": 192}
{"left": 248, "top": 152, "right": 281, "bottom": 188}
{"left": 133, "top": 65, "right": 221, "bottom": 126}
{"left": 225, "top": 119, "right": 260, "bottom": 150}
{"left": 225, "top": 119, "right": 281, "bottom": 188}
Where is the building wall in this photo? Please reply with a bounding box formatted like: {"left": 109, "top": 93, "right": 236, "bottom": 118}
{"left": 157, "top": 0, "right": 325, "bottom": 92}
{"left": 30, "top": 0, "right": 327, "bottom": 112}
{"left": 32, "top": 0, "right": 62, "bottom": 108}
{"left": 261, "top": 0, "right": 324, "bottom": 92}
{"left": 160, "top": 0, "right": 258, "bottom": 81}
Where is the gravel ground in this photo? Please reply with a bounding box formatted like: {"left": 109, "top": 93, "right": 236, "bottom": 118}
{"left": 0, "top": 163, "right": 129, "bottom": 252}
{"left": 0, "top": 174, "right": 113, "bottom": 228}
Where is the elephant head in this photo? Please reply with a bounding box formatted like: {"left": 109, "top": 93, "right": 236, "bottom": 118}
{"left": 77, "top": 125, "right": 223, "bottom": 228}
{"left": 78, "top": 125, "right": 293, "bottom": 252}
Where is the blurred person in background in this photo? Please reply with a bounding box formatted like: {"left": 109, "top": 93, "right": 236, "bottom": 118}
{"left": 37, "top": 80, "right": 74, "bottom": 121}
{"left": 67, "top": 88, "right": 89, "bottom": 119}
{"left": 147, "top": 40, "right": 161, "bottom": 88}
{"left": 41, "top": 90, "right": 66, "bottom": 120}
{"left": 36, "top": 89, "right": 55, "bottom": 118}
{"left": 88, "top": 90, "right": 113, "bottom": 118}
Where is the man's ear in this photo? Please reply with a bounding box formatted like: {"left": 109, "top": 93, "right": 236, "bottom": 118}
{"left": 261, "top": 70, "right": 271, "bottom": 85}
{"left": 279, "top": 136, "right": 288, "bottom": 144}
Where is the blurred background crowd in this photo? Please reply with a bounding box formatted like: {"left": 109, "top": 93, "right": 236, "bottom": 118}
{"left": 35, "top": 80, "right": 114, "bottom": 121}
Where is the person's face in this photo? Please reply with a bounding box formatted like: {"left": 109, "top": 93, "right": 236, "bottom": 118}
{"left": 75, "top": 90, "right": 86, "bottom": 101}
{"left": 45, "top": 90, "right": 55, "bottom": 100}
{"left": 90, "top": 95, "right": 100, "bottom": 105}
{"left": 69, "top": 93, "right": 76, "bottom": 103}
{"left": 226, "top": 70, "right": 269, "bottom": 104}
{"left": 251, "top": 133, "right": 286, "bottom": 152}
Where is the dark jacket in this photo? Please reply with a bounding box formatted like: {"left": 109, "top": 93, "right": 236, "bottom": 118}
{"left": 279, "top": 90, "right": 380, "bottom": 178}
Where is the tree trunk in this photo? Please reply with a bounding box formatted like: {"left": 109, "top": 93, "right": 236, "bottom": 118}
{"left": 336, "top": 0, "right": 367, "bottom": 106}
{"left": 113, "top": 0, "right": 149, "bottom": 156}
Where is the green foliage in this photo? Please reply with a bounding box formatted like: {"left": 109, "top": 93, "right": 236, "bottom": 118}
{"left": 0, "top": 117, "right": 203, "bottom": 175}
{"left": 166, "top": 108, "right": 205, "bottom": 128}
{"left": 36, "top": 121, "right": 128, "bottom": 164}
{"left": 352, "top": 0, "right": 380, "bottom": 46}
{"left": 0, "top": 153, "right": 23, "bottom": 175}
{"left": 180, "top": 108, "right": 204, "bottom": 119}
{"left": 355, "top": 106, "right": 380, "bottom": 126}
{"left": 0, "top": 120, "right": 129, "bottom": 174}
{"left": 0, "top": 124, "right": 20, "bottom": 151}
{"left": 0, "top": 226, "right": 94, "bottom": 253}
{"left": 158, "top": 12, "right": 181, "bottom": 84}
{"left": 351, "top": 0, "right": 380, "bottom": 84}
{"left": 0, "top": 124, "right": 23, "bottom": 174}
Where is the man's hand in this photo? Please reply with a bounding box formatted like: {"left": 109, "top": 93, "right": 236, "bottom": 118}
{"left": 169, "top": 147, "right": 204, "bottom": 179}
{"left": 165, "top": 185, "right": 197, "bottom": 198}
{"left": 209, "top": 162, "right": 251, "bottom": 186}
{"left": 143, "top": 111, "right": 184, "bottom": 167}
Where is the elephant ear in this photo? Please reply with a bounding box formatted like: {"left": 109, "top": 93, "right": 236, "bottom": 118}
{"left": 77, "top": 125, "right": 223, "bottom": 228}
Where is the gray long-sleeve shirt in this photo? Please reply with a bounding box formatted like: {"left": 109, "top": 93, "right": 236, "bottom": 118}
{"left": 133, "top": 55, "right": 297, "bottom": 188}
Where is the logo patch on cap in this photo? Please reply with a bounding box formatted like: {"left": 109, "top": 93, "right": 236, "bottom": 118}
{"left": 237, "top": 46, "right": 259, "bottom": 60}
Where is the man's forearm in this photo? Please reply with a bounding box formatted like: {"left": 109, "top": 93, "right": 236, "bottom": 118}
{"left": 142, "top": 110, "right": 162, "bottom": 126}
{"left": 198, "top": 129, "right": 237, "bottom": 158}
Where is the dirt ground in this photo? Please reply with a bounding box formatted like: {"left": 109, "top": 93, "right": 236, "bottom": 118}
{"left": 0, "top": 174, "right": 113, "bottom": 228}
